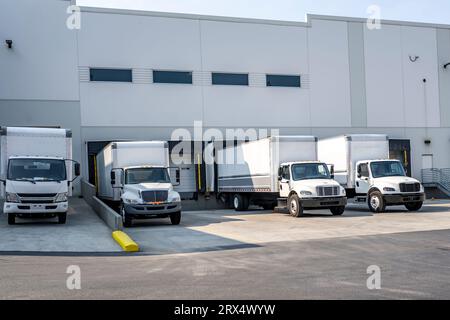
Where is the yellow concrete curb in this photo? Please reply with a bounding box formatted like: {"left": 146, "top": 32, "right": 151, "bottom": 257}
{"left": 112, "top": 231, "right": 139, "bottom": 252}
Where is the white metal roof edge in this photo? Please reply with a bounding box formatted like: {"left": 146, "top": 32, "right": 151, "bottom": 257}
{"left": 76, "top": 5, "right": 450, "bottom": 29}
{"left": 77, "top": 5, "right": 309, "bottom": 27}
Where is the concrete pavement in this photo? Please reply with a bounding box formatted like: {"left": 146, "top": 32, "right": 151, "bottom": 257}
{"left": 125, "top": 201, "right": 450, "bottom": 254}
{"left": 0, "top": 198, "right": 121, "bottom": 253}
{"left": 0, "top": 229, "right": 449, "bottom": 299}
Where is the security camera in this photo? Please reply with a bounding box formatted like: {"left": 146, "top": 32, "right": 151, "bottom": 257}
{"left": 5, "top": 40, "right": 12, "bottom": 49}
{"left": 444, "top": 62, "right": 450, "bottom": 69}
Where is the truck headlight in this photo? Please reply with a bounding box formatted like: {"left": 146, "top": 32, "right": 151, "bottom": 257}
{"left": 169, "top": 193, "right": 181, "bottom": 202}
{"left": 383, "top": 187, "right": 396, "bottom": 192}
{"left": 6, "top": 192, "right": 20, "bottom": 203}
{"left": 341, "top": 188, "right": 346, "bottom": 195}
{"left": 300, "top": 191, "right": 313, "bottom": 196}
{"left": 124, "top": 198, "right": 139, "bottom": 204}
{"left": 55, "top": 192, "right": 68, "bottom": 203}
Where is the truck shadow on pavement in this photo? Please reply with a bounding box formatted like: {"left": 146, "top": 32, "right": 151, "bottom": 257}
{"left": 123, "top": 212, "right": 261, "bottom": 255}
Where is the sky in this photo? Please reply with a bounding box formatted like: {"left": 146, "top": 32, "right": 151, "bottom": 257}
{"left": 76, "top": 0, "right": 450, "bottom": 25}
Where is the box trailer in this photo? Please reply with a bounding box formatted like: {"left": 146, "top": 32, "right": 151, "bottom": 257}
{"left": 96, "top": 141, "right": 181, "bottom": 227}
{"left": 318, "top": 134, "right": 425, "bottom": 212}
{"left": 0, "top": 127, "right": 80, "bottom": 225}
{"left": 216, "top": 136, "right": 347, "bottom": 217}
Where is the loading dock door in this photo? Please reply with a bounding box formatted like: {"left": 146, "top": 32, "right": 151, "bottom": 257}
{"left": 169, "top": 141, "right": 197, "bottom": 200}
{"left": 86, "top": 141, "right": 111, "bottom": 186}
{"left": 389, "top": 139, "right": 412, "bottom": 177}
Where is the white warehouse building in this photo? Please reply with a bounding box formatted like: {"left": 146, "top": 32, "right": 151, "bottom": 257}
{"left": 1, "top": 0, "right": 450, "bottom": 206}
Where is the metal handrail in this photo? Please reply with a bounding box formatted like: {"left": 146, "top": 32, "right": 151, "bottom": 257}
{"left": 421, "top": 168, "right": 450, "bottom": 194}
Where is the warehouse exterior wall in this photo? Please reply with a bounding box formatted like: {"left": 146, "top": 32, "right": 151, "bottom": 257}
{"left": 2, "top": 1, "right": 450, "bottom": 201}
{"left": 0, "top": 0, "right": 79, "bottom": 101}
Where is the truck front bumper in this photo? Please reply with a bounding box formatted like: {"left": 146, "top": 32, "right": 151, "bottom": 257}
{"left": 3, "top": 202, "right": 68, "bottom": 214}
{"left": 301, "top": 196, "right": 347, "bottom": 209}
{"left": 383, "top": 193, "right": 425, "bottom": 205}
{"left": 124, "top": 202, "right": 181, "bottom": 218}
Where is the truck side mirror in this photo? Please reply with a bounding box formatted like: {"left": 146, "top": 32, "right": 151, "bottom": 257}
{"left": 357, "top": 173, "right": 361, "bottom": 178}
{"left": 278, "top": 176, "right": 283, "bottom": 181}
{"left": 74, "top": 163, "right": 81, "bottom": 177}
{"left": 110, "top": 171, "right": 116, "bottom": 185}
{"left": 329, "top": 164, "right": 335, "bottom": 179}
{"left": 169, "top": 167, "right": 181, "bottom": 186}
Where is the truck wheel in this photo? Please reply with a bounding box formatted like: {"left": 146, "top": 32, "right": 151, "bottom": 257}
{"left": 170, "top": 211, "right": 181, "bottom": 225}
{"left": 7, "top": 213, "right": 16, "bottom": 225}
{"left": 368, "top": 191, "right": 386, "bottom": 213}
{"left": 57, "top": 212, "right": 67, "bottom": 224}
{"left": 233, "top": 194, "right": 249, "bottom": 211}
{"left": 405, "top": 202, "right": 423, "bottom": 212}
{"left": 330, "top": 206, "right": 345, "bottom": 216}
{"left": 288, "top": 194, "right": 303, "bottom": 217}
{"left": 120, "top": 203, "right": 132, "bottom": 227}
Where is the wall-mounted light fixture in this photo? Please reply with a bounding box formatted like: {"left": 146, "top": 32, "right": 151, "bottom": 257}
{"left": 409, "top": 55, "right": 420, "bottom": 62}
{"left": 424, "top": 139, "right": 431, "bottom": 145}
{"left": 5, "top": 40, "right": 12, "bottom": 49}
{"left": 444, "top": 62, "right": 450, "bottom": 69}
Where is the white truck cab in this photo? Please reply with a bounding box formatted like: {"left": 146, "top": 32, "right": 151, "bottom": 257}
{"left": 278, "top": 161, "right": 347, "bottom": 217}
{"left": 354, "top": 159, "right": 425, "bottom": 212}
{"left": 113, "top": 165, "right": 181, "bottom": 226}
{"left": 96, "top": 142, "right": 181, "bottom": 227}
{"left": 318, "top": 134, "right": 425, "bottom": 213}
{"left": 0, "top": 127, "right": 80, "bottom": 225}
{"left": 216, "top": 136, "right": 347, "bottom": 217}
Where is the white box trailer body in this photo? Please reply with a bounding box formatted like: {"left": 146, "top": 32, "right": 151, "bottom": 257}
{"left": 318, "top": 134, "right": 425, "bottom": 213}
{"left": 217, "top": 136, "right": 318, "bottom": 193}
{"left": 0, "top": 127, "right": 79, "bottom": 224}
{"left": 216, "top": 136, "right": 347, "bottom": 215}
{"left": 96, "top": 141, "right": 170, "bottom": 201}
{"left": 96, "top": 141, "right": 181, "bottom": 227}
{"left": 317, "top": 134, "right": 389, "bottom": 188}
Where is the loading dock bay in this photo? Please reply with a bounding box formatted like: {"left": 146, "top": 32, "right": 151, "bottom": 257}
{"left": 2, "top": 199, "right": 450, "bottom": 255}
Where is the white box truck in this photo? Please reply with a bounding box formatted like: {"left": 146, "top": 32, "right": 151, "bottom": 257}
{"left": 216, "top": 136, "right": 347, "bottom": 217}
{"left": 318, "top": 134, "right": 425, "bottom": 213}
{"left": 0, "top": 127, "right": 80, "bottom": 225}
{"left": 96, "top": 141, "right": 181, "bottom": 227}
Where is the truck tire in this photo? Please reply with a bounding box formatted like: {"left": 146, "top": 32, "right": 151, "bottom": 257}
{"left": 233, "top": 194, "right": 249, "bottom": 211}
{"left": 405, "top": 201, "right": 423, "bottom": 212}
{"left": 7, "top": 213, "right": 16, "bottom": 225}
{"left": 368, "top": 191, "right": 386, "bottom": 213}
{"left": 170, "top": 211, "right": 181, "bottom": 225}
{"left": 288, "top": 194, "right": 304, "bottom": 217}
{"left": 330, "top": 206, "right": 345, "bottom": 216}
{"left": 120, "top": 203, "right": 132, "bottom": 227}
{"left": 57, "top": 212, "right": 67, "bottom": 224}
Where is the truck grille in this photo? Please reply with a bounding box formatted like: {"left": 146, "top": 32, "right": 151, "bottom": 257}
{"left": 141, "top": 190, "right": 168, "bottom": 203}
{"left": 399, "top": 183, "right": 421, "bottom": 193}
{"left": 17, "top": 193, "right": 57, "bottom": 198}
{"left": 18, "top": 193, "right": 57, "bottom": 204}
{"left": 317, "top": 186, "right": 339, "bottom": 197}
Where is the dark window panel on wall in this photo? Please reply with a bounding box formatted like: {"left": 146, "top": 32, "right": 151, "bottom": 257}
{"left": 212, "top": 73, "right": 249, "bottom": 86}
{"left": 266, "top": 74, "right": 301, "bottom": 87}
{"left": 153, "top": 71, "right": 193, "bottom": 84}
{"left": 89, "top": 68, "right": 132, "bottom": 82}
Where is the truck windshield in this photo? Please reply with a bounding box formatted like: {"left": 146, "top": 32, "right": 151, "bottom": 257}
{"left": 291, "top": 163, "right": 330, "bottom": 181}
{"left": 125, "top": 168, "right": 170, "bottom": 184}
{"left": 370, "top": 161, "right": 406, "bottom": 178}
{"left": 8, "top": 159, "right": 66, "bottom": 182}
